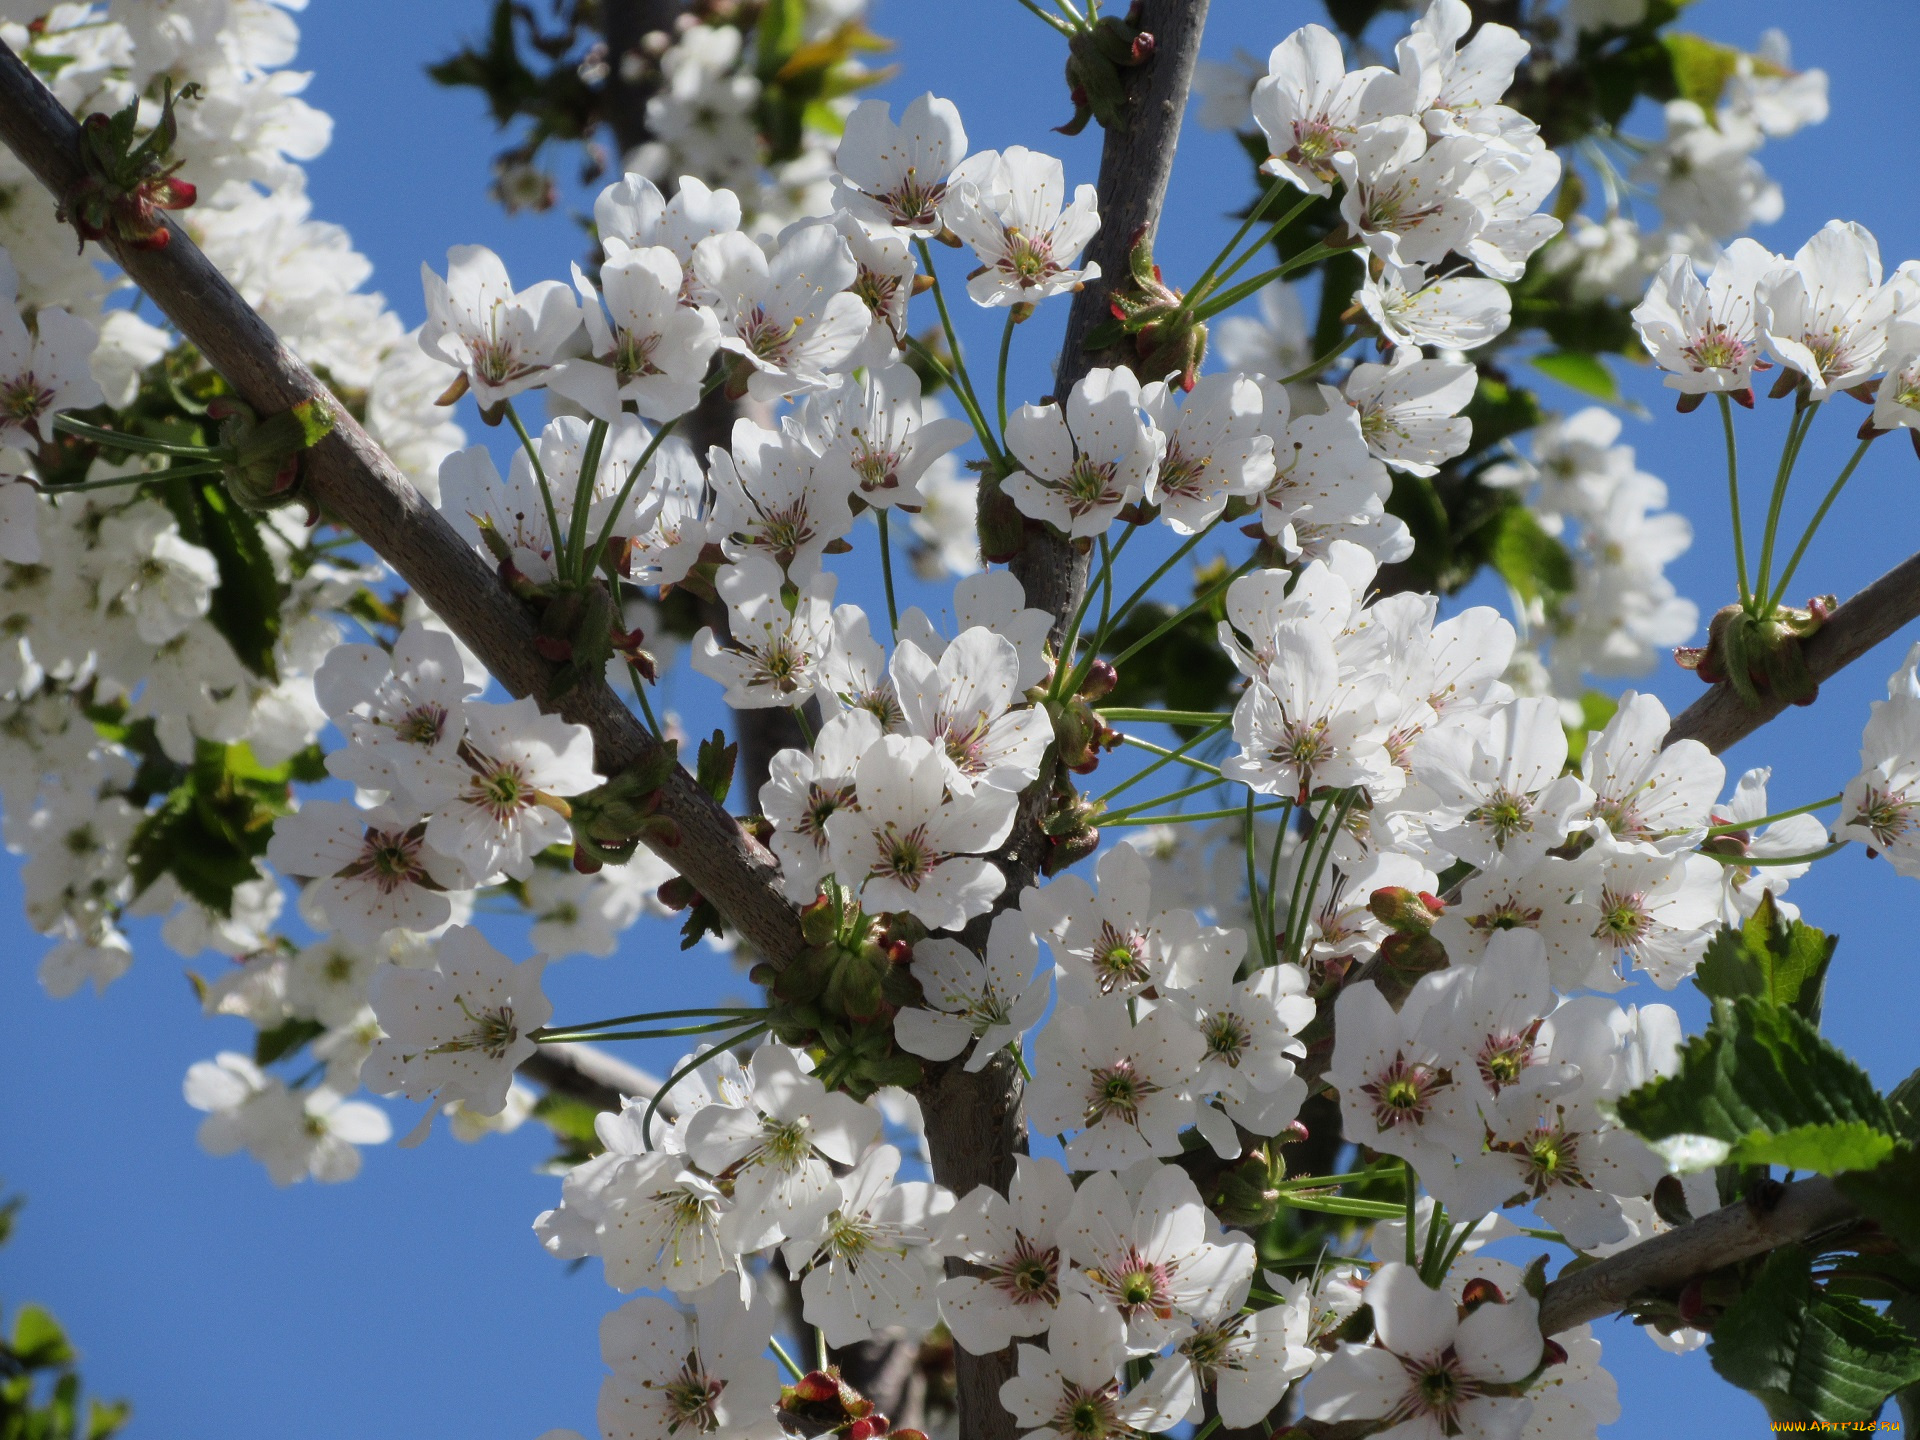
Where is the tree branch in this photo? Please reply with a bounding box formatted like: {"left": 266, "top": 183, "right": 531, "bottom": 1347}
{"left": 1537, "top": 1178, "right": 1860, "bottom": 1335}
{"left": 518, "top": 1042, "right": 664, "bottom": 1113}
{"left": 1666, "top": 544, "right": 1920, "bottom": 754}
{"left": 0, "top": 41, "right": 804, "bottom": 966}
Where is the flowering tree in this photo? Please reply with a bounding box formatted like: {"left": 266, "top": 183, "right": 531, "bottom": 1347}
{"left": 10, "top": 1, "right": 1920, "bottom": 1437}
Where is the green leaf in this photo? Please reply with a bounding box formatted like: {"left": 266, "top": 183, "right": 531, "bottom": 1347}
{"left": 1488, "top": 503, "right": 1576, "bottom": 608}
{"left": 1889, "top": 1067, "right": 1920, "bottom": 1142}
{"left": 1840, "top": 1145, "right": 1920, "bottom": 1260}
{"left": 1692, "top": 892, "right": 1837, "bottom": 1021}
{"left": 1664, "top": 32, "right": 1742, "bottom": 113}
{"left": 1530, "top": 350, "right": 1622, "bottom": 403}
{"left": 254, "top": 1017, "right": 324, "bottom": 1067}
{"left": 1617, "top": 995, "right": 1896, "bottom": 1175}
{"left": 1565, "top": 690, "right": 1618, "bottom": 763}
{"left": 1711, "top": 1244, "right": 1920, "bottom": 1423}
{"left": 11, "top": 1304, "right": 74, "bottom": 1368}
{"left": 695, "top": 729, "right": 737, "bottom": 807}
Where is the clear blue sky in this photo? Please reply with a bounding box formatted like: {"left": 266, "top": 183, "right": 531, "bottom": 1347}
{"left": 2, "top": 1, "right": 1916, "bottom": 1436}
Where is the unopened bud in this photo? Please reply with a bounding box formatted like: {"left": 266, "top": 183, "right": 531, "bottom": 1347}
{"left": 791, "top": 1371, "right": 840, "bottom": 1405}
{"left": 1459, "top": 1277, "right": 1505, "bottom": 1311}
{"left": 1079, "top": 658, "right": 1118, "bottom": 700}
{"left": 1541, "top": 1338, "right": 1568, "bottom": 1367}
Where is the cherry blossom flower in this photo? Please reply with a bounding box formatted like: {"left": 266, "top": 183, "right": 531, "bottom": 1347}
{"left": 594, "top": 172, "right": 742, "bottom": 292}
{"left": 1432, "top": 853, "right": 1609, "bottom": 989}
{"left": 419, "top": 244, "right": 583, "bottom": 407}
{"left": 1397, "top": 0, "right": 1531, "bottom": 143}
{"left": 537, "top": 1147, "right": 734, "bottom": 1296}
{"left": 895, "top": 909, "right": 1048, "bottom": 1069}
{"left": 1327, "top": 980, "right": 1480, "bottom": 1169}
{"left": 1165, "top": 1303, "right": 1318, "bottom": 1431}
{"left": 833, "top": 209, "right": 920, "bottom": 353}
{"left": 396, "top": 696, "right": 599, "bottom": 882}
{"left": 834, "top": 92, "right": 970, "bottom": 235}
{"left": 823, "top": 733, "right": 1018, "bottom": 932}
{"left": 943, "top": 146, "right": 1102, "bottom": 308}
{"left": 1168, "top": 951, "right": 1314, "bottom": 1157}
{"left": 186, "top": 1052, "right": 392, "bottom": 1186}
{"left": 1334, "top": 122, "right": 1490, "bottom": 274}
{"left": 797, "top": 362, "right": 972, "bottom": 511}
{"left": 1423, "top": 698, "right": 1596, "bottom": 868}
{"left": 691, "top": 556, "right": 838, "bottom": 710}
{"left": 892, "top": 626, "right": 1052, "bottom": 795}
{"left": 683, "top": 1043, "right": 883, "bottom": 1253}
{"left": 1358, "top": 269, "right": 1512, "bottom": 352}
{"left": 1756, "top": 219, "right": 1897, "bottom": 397}
{"left": 93, "top": 502, "right": 219, "bottom": 645}
{"left": 1841, "top": 689, "right": 1920, "bottom": 876}
{"left": 0, "top": 305, "right": 102, "bottom": 447}
{"left": 1306, "top": 1262, "right": 1542, "bottom": 1439}
{"left": 1252, "top": 25, "right": 1412, "bottom": 196}
{"left": 1029, "top": 996, "right": 1202, "bottom": 1169}
{"left": 1139, "top": 372, "right": 1276, "bottom": 533}
{"left": 1064, "top": 1164, "right": 1255, "bottom": 1352}
{"left": 1255, "top": 404, "right": 1394, "bottom": 558}
{"left": 897, "top": 569, "right": 1056, "bottom": 691}
{"left": 1419, "top": 927, "right": 1559, "bottom": 1118}
{"left": 782, "top": 1143, "right": 952, "bottom": 1346}
{"left": 267, "top": 799, "right": 467, "bottom": 942}
{"left": 1341, "top": 353, "right": 1476, "bottom": 477}
{"left": 597, "top": 1288, "right": 782, "bottom": 1440}
{"left": 935, "top": 1154, "right": 1076, "bottom": 1354}
{"left": 999, "top": 1291, "right": 1193, "bottom": 1440}
{"left": 761, "top": 709, "right": 884, "bottom": 904}
{"left": 1579, "top": 691, "right": 1723, "bottom": 853}
{"left": 284, "top": 935, "right": 381, "bottom": 1029}
{"left": 551, "top": 245, "right": 721, "bottom": 421}
{"left": 626, "top": 437, "right": 711, "bottom": 588}
{"left": 1632, "top": 239, "right": 1780, "bottom": 397}
{"left": 695, "top": 219, "right": 867, "bottom": 401}
{"left": 366, "top": 925, "right": 550, "bottom": 1118}
{"left": 709, "top": 416, "right": 856, "bottom": 580}
{"left": 1581, "top": 847, "right": 1722, "bottom": 988}
{"left": 1005, "top": 368, "right": 1158, "bottom": 538}
{"left": 1222, "top": 619, "right": 1400, "bottom": 803}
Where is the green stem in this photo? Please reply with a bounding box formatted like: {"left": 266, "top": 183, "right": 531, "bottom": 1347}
{"left": 1243, "top": 790, "right": 1263, "bottom": 968}
{"left": 875, "top": 510, "right": 900, "bottom": 639}
{"left": 1274, "top": 1169, "right": 1384, "bottom": 1192}
{"left": 1101, "top": 776, "right": 1227, "bottom": 823}
{"left": 1277, "top": 330, "right": 1362, "bottom": 386}
{"left": 586, "top": 371, "right": 726, "bottom": 566}
{"left": 914, "top": 238, "right": 994, "bottom": 442}
{"left": 769, "top": 1337, "right": 806, "bottom": 1382}
{"left": 1181, "top": 179, "right": 1300, "bottom": 316}
{"left": 996, "top": 308, "right": 1017, "bottom": 438}
{"left": 1097, "top": 708, "right": 1236, "bottom": 726}
{"left": 534, "top": 1018, "right": 764, "bottom": 1044}
{"left": 1705, "top": 794, "right": 1841, "bottom": 835}
{"left": 640, "top": 1023, "right": 769, "bottom": 1148}
{"left": 537, "top": 1007, "right": 764, "bottom": 1033}
{"left": 1261, "top": 796, "right": 1292, "bottom": 967}
{"left": 41, "top": 461, "right": 229, "bottom": 494}
{"left": 627, "top": 661, "right": 663, "bottom": 739}
{"left": 792, "top": 707, "right": 816, "bottom": 746}
{"left": 904, "top": 333, "right": 1002, "bottom": 469}
{"left": 1404, "top": 1164, "right": 1419, "bottom": 1266}
{"left": 1106, "top": 803, "right": 1286, "bottom": 827}
{"left": 1751, "top": 401, "right": 1820, "bottom": 612}
{"left": 1102, "top": 729, "right": 1228, "bottom": 796}
{"left": 1767, "top": 433, "right": 1877, "bottom": 611}
{"left": 1203, "top": 192, "right": 1320, "bottom": 300}
{"left": 1053, "top": 525, "right": 1134, "bottom": 697}
{"left": 504, "top": 399, "right": 568, "bottom": 584}
{"left": 1279, "top": 1194, "right": 1408, "bottom": 1220}
{"left": 1014, "top": 0, "right": 1073, "bottom": 32}
{"left": 52, "top": 414, "right": 226, "bottom": 459}
{"left": 1287, "top": 792, "right": 1355, "bottom": 966}
{"left": 1192, "top": 242, "right": 1348, "bottom": 322}
{"left": 1105, "top": 555, "right": 1258, "bottom": 673}
{"left": 565, "top": 416, "right": 609, "bottom": 581}
{"left": 1718, "top": 393, "right": 1751, "bottom": 606}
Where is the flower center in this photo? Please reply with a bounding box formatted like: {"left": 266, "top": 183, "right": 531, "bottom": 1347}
{"left": 987, "top": 1233, "right": 1061, "bottom": 1307}
{"left": 1085, "top": 1057, "right": 1158, "bottom": 1128}
{"left": 1204, "top": 1011, "right": 1254, "bottom": 1068}
{"left": 1061, "top": 455, "right": 1120, "bottom": 516}
{"left": 1361, "top": 1055, "right": 1451, "bottom": 1131}
{"left": 1682, "top": 323, "right": 1747, "bottom": 372}
{"left": 1469, "top": 787, "right": 1533, "bottom": 847}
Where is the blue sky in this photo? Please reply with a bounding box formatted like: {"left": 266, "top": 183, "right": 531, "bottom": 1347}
{"left": 3, "top": 1, "right": 1918, "bottom": 1436}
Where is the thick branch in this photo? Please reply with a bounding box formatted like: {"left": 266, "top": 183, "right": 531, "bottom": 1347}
{"left": 0, "top": 42, "right": 803, "bottom": 966}
{"left": 1537, "top": 1178, "right": 1859, "bottom": 1334}
{"left": 1666, "top": 544, "right": 1920, "bottom": 754}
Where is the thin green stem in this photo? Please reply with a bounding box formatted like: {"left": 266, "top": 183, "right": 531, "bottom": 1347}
{"left": 1274, "top": 1170, "right": 1382, "bottom": 1192}
{"left": 53, "top": 414, "right": 225, "bottom": 459}
{"left": 913, "top": 238, "right": 994, "bottom": 441}
{"left": 1420, "top": 1199, "right": 1451, "bottom": 1281}
{"left": 769, "top": 1337, "right": 806, "bottom": 1382}
{"left": 1277, "top": 330, "right": 1362, "bottom": 386}
{"left": 1287, "top": 792, "right": 1355, "bottom": 966}
{"left": 1106, "top": 803, "right": 1286, "bottom": 827}
{"left": 537, "top": 1007, "right": 764, "bottom": 1033}
{"left": 627, "top": 661, "right": 663, "bottom": 739}
{"left": 1752, "top": 401, "right": 1820, "bottom": 612}
{"left": 1182, "top": 178, "right": 1300, "bottom": 314}
{"left": 904, "top": 333, "right": 1002, "bottom": 468}
{"left": 1260, "top": 797, "right": 1292, "bottom": 966}
{"left": 504, "top": 399, "right": 568, "bottom": 584}
{"left": 565, "top": 416, "right": 609, "bottom": 581}
{"left": 535, "top": 1018, "right": 764, "bottom": 1044}
{"left": 1718, "top": 393, "right": 1751, "bottom": 605}
{"left": 1192, "top": 242, "right": 1348, "bottom": 322}
{"left": 875, "top": 510, "right": 900, "bottom": 639}
{"left": 641, "top": 1023, "right": 769, "bottom": 1148}
{"left": 1012, "top": 1038, "right": 1034, "bottom": 1082}
{"left": 1404, "top": 1165, "right": 1419, "bottom": 1265}
{"left": 1106, "top": 555, "right": 1258, "bottom": 673}
{"left": 1101, "top": 776, "right": 1227, "bottom": 823}
{"left": 1705, "top": 794, "right": 1841, "bottom": 835}
{"left": 1767, "top": 433, "right": 1877, "bottom": 611}
{"left": 41, "top": 461, "right": 230, "bottom": 494}
{"left": 792, "top": 707, "right": 816, "bottom": 746}
{"left": 1097, "top": 708, "right": 1236, "bottom": 726}
{"left": 1279, "top": 1193, "right": 1407, "bottom": 1220}
{"left": 1015, "top": 0, "right": 1073, "bottom": 32}
{"left": 1205, "top": 193, "right": 1320, "bottom": 301}
{"left": 1102, "top": 729, "right": 1228, "bottom": 796}
{"left": 1243, "top": 790, "right": 1263, "bottom": 967}
{"left": 1053, "top": 526, "right": 1134, "bottom": 696}
{"left": 587, "top": 372, "right": 725, "bottom": 566}
{"left": 996, "top": 308, "right": 1017, "bottom": 437}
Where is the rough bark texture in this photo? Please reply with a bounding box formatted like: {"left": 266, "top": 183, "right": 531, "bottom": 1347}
{"left": 0, "top": 41, "right": 804, "bottom": 966}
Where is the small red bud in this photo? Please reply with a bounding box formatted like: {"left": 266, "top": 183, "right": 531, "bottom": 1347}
{"left": 792, "top": 1371, "right": 840, "bottom": 1404}
{"left": 847, "top": 1418, "right": 889, "bottom": 1440}
{"left": 885, "top": 939, "right": 914, "bottom": 966}
{"left": 1676, "top": 1277, "right": 1707, "bottom": 1325}
{"left": 1280, "top": 1119, "right": 1309, "bottom": 1146}
{"left": 1541, "top": 1338, "right": 1569, "bottom": 1367}
{"left": 1079, "top": 658, "right": 1118, "bottom": 701}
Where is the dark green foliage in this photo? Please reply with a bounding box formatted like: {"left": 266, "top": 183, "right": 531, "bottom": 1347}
{"left": 1, "top": 1196, "right": 130, "bottom": 1440}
